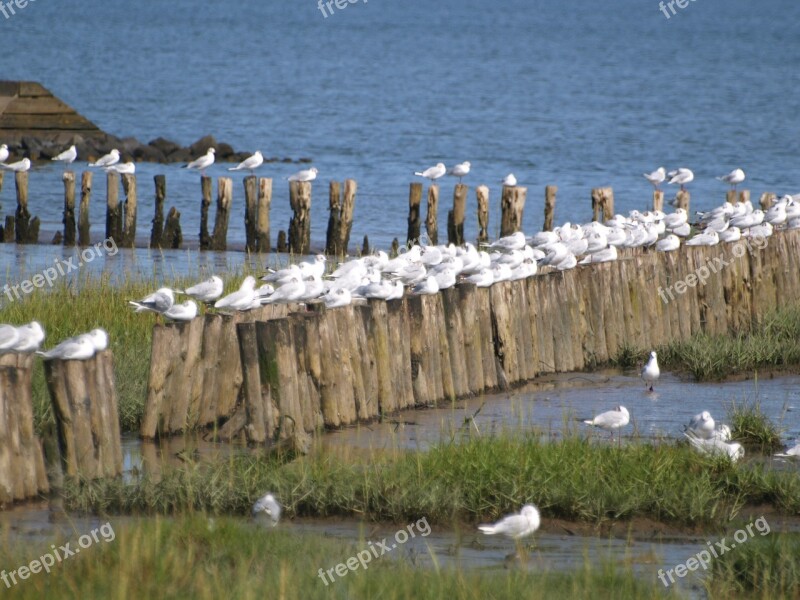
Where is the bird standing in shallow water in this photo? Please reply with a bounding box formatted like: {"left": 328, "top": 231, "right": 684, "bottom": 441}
{"left": 641, "top": 350, "right": 659, "bottom": 392}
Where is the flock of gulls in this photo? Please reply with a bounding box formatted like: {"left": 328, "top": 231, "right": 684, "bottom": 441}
{"left": 0, "top": 321, "right": 108, "bottom": 361}
{"left": 0, "top": 143, "right": 318, "bottom": 181}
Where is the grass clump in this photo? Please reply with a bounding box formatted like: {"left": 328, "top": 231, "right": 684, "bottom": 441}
{"left": 658, "top": 306, "right": 800, "bottom": 380}
{"left": 0, "top": 516, "right": 674, "bottom": 600}
{"left": 708, "top": 533, "right": 800, "bottom": 599}
{"left": 728, "top": 399, "right": 783, "bottom": 454}
{"left": 63, "top": 436, "right": 800, "bottom": 527}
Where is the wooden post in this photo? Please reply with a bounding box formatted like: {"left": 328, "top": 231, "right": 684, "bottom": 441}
{"left": 0, "top": 171, "right": 3, "bottom": 208}
{"left": 447, "top": 183, "right": 467, "bottom": 245}
{"left": 277, "top": 230, "right": 287, "bottom": 253}
{"left": 476, "top": 185, "right": 490, "bottom": 243}
{"left": 726, "top": 190, "right": 737, "bottom": 205}
{"left": 339, "top": 179, "right": 356, "bottom": 254}
{"left": 500, "top": 185, "right": 527, "bottom": 236}
{"left": 0, "top": 356, "right": 49, "bottom": 506}
{"left": 257, "top": 177, "right": 272, "bottom": 252}
{"left": 738, "top": 190, "right": 750, "bottom": 206}
{"left": 759, "top": 192, "right": 776, "bottom": 210}
{"left": 150, "top": 175, "right": 166, "bottom": 248}
{"left": 425, "top": 184, "right": 439, "bottom": 245}
{"left": 14, "top": 172, "right": 32, "bottom": 244}
{"left": 675, "top": 190, "right": 690, "bottom": 213}
{"left": 652, "top": 189, "right": 664, "bottom": 212}
{"left": 244, "top": 175, "right": 258, "bottom": 253}
{"left": 544, "top": 185, "right": 557, "bottom": 231}
{"left": 236, "top": 322, "right": 267, "bottom": 443}
{"left": 1, "top": 216, "right": 13, "bottom": 243}
{"left": 288, "top": 181, "right": 312, "bottom": 255}
{"left": 62, "top": 171, "right": 76, "bottom": 246}
{"left": 407, "top": 182, "right": 422, "bottom": 246}
{"left": 105, "top": 172, "right": 121, "bottom": 244}
{"left": 326, "top": 180, "right": 341, "bottom": 256}
{"left": 591, "top": 187, "right": 614, "bottom": 223}
{"left": 44, "top": 351, "right": 123, "bottom": 479}
{"left": 211, "top": 177, "right": 233, "bottom": 251}
{"left": 121, "top": 173, "right": 137, "bottom": 247}
{"left": 162, "top": 207, "right": 183, "bottom": 249}
{"left": 199, "top": 176, "right": 212, "bottom": 250}
{"left": 79, "top": 171, "right": 92, "bottom": 246}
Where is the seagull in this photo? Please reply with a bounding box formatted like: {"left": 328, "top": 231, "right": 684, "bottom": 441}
{"left": 214, "top": 276, "right": 257, "bottom": 311}
{"left": 88, "top": 328, "right": 109, "bottom": 351}
{"left": 478, "top": 504, "right": 540, "bottom": 540}
{"left": 414, "top": 163, "right": 446, "bottom": 182}
{"left": 717, "top": 168, "right": 745, "bottom": 191}
{"left": 129, "top": 288, "right": 175, "bottom": 314}
{"left": 583, "top": 405, "right": 630, "bottom": 438}
{"left": 252, "top": 493, "right": 281, "bottom": 526}
{"left": 262, "top": 277, "right": 306, "bottom": 304}
{"left": 89, "top": 149, "right": 120, "bottom": 168}
{"left": 104, "top": 162, "right": 136, "bottom": 175}
{"left": 229, "top": 151, "right": 264, "bottom": 175}
{"left": 656, "top": 234, "right": 681, "bottom": 252}
{"left": 179, "top": 275, "right": 224, "bottom": 304}
{"left": 0, "top": 144, "right": 8, "bottom": 164}
{"left": 1, "top": 158, "right": 31, "bottom": 172}
{"left": 163, "top": 300, "right": 199, "bottom": 322}
{"left": 667, "top": 168, "right": 694, "bottom": 191}
{"left": 411, "top": 276, "right": 439, "bottom": 295}
{"left": 775, "top": 442, "right": 800, "bottom": 459}
{"left": 641, "top": 350, "right": 659, "bottom": 392}
{"left": 321, "top": 287, "right": 352, "bottom": 308}
{"left": 183, "top": 148, "right": 215, "bottom": 175}
{"left": 643, "top": 167, "right": 666, "bottom": 189}
{"left": 448, "top": 161, "right": 470, "bottom": 183}
{"left": 287, "top": 167, "right": 318, "bottom": 182}
{"left": 51, "top": 145, "right": 77, "bottom": 166}
{"left": 684, "top": 434, "right": 744, "bottom": 463}
{"left": 0, "top": 324, "right": 20, "bottom": 351}
{"left": 502, "top": 173, "right": 517, "bottom": 187}
{"left": 36, "top": 334, "right": 96, "bottom": 361}
{"left": 11, "top": 322, "right": 46, "bottom": 352}
{"left": 685, "top": 230, "right": 719, "bottom": 246}
{"left": 684, "top": 411, "right": 715, "bottom": 440}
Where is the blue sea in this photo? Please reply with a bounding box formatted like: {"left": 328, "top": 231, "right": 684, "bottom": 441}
{"left": 2, "top": 0, "right": 799, "bottom": 259}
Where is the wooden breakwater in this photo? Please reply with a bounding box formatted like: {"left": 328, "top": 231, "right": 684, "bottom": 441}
{"left": 0, "top": 354, "right": 49, "bottom": 506}
{"left": 144, "top": 228, "right": 800, "bottom": 442}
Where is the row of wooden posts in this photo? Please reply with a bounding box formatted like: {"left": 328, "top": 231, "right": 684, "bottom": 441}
{"left": 2, "top": 169, "right": 778, "bottom": 255}
{"left": 0, "top": 350, "right": 121, "bottom": 507}
{"left": 141, "top": 227, "right": 800, "bottom": 445}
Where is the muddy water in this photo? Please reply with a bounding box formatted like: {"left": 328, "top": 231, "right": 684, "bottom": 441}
{"left": 4, "top": 370, "right": 800, "bottom": 599}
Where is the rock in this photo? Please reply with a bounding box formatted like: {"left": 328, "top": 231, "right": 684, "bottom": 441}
{"left": 134, "top": 144, "right": 166, "bottom": 163}
{"left": 215, "top": 142, "right": 235, "bottom": 160}
{"left": 148, "top": 137, "right": 182, "bottom": 156}
{"left": 188, "top": 135, "right": 217, "bottom": 157}
{"left": 167, "top": 148, "right": 193, "bottom": 164}
{"left": 298, "top": 157, "right": 313, "bottom": 164}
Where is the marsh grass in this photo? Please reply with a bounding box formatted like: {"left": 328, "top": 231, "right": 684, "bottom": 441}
{"left": 727, "top": 398, "right": 783, "bottom": 454}
{"left": 708, "top": 533, "right": 800, "bottom": 599}
{"left": 0, "top": 516, "right": 672, "bottom": 600}
{"left": 658, "top": 306, "right": 800, "bottom": 381}
{"left": 63, "top": 436, "right": 800, "bottom": 527}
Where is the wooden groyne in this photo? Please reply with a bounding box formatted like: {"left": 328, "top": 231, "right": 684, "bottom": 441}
{"left": 140, "top": 304, "right": 299, "bottom": 439}
{"left": 0, "top": 354, "right": 49, "bottom": 506}
{"left": 143, "top": 228, "right": 800, "bottom": 442}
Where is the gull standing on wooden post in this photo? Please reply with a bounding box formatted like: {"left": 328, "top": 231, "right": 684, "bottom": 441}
{"left": 183, "top": 148, "right": 215, "bottom": 176}
{"left": 229, "top": 151, "right": 264, "bottom": 175}
{"left": 414, "top": 163, "right": 446, "bottom": 182}
{"left": 89, "top": 149, "right": 120, "bottom": 168}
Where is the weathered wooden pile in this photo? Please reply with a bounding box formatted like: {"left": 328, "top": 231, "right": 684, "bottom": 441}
{"left": 143, "top": 228, "right": 800, "bottom": 443}
{"left": 0, "top": 354, "right": 49, "bottom": 505}
{"left": 0, "top": 348, "right": 122, "bottom": 509}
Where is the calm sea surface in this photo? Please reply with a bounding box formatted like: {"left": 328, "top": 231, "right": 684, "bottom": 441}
{"left": 1, "top": 0, "right": 798, "bottom": 266}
